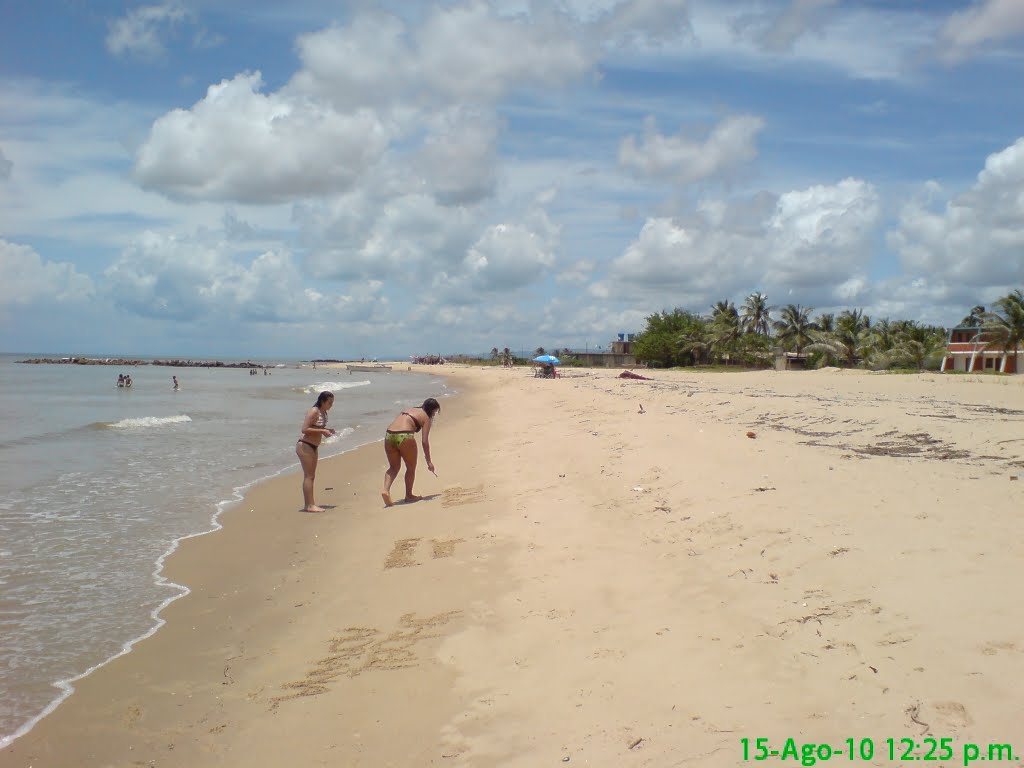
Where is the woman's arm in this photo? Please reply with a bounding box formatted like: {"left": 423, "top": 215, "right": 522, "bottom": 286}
{"left": 421, "top": 416, "right": 434, "bottom": 470}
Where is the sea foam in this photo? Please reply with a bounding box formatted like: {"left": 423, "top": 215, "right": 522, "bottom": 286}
{"left": 107, "top": 415, "right": 193, "bottom": 429}
{"left": 301, "top": 381, "right": 371, "bottom": 394}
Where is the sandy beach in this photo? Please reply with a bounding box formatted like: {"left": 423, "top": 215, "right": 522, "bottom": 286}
{"left": 3, "top": 365, "right": 1023, "bottom": 767}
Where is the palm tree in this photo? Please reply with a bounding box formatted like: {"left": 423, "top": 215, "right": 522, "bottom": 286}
{"left": 708, "top": 300, "right": 741, "bottom": 362}
{"left": 815, "top": 312, "right": 835, "bottom": 334}
{"left": 676, "top": 328, "right": 710, "bottom": 366}
{"left": 772, "top": 304, "right": 817, "bottom": 353}
{"left": 710, "top": 299, "right": 737, "bottom": 323}
{"left": 960, "top": 305, "right": 986, "bottom": 326}
{"left": 502, "top": 347, "right": 512, "bottom": 367}
{"left": 490, "top": 347, "right": 499, "bottom": 362}
{"left": 980, "top": 289, "right": 1024, "bottom": 373}
{"left": 741, "top": 292, "right": 773, "bottom": 337}
{"left": 806, "top": 308, "right": 871, "bottom": 368}
{"left": 861, "top": 318, "right": 896, "bottom": 368}
{"left": 534, "top": 347, "right": 546, "bottom": 357}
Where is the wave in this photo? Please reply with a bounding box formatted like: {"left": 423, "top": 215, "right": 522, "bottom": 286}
{"left": 322, "top": 426, "right": 355, "bottom": 445}
{"left": 106, "top": 415, "right": 193, "bottom": 429}
{"left": 298, "top": 381, "right": 371, "bottom": 394}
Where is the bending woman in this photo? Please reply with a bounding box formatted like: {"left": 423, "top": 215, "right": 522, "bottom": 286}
{"left": 295, "top": 391, "right": 336, "bottom": 512}
{"left": 382, "top": 397, "right": 440, "bottom": 507}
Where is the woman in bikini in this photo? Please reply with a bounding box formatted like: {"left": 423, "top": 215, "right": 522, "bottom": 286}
{"left": 295, "top": 391, "right": 336, "bottom": 512}
{"left": 382, "top": 397, "right": 440, "bottom": 507}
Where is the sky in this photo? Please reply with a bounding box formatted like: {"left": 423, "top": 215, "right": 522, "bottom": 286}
{"left": 2, "top": 0, "right": 1024, "bottom": 358}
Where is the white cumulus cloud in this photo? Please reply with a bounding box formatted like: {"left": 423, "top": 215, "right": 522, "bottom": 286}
{"left": 606, "top": 177, "right": 880, "bottom": 306}
{"left": 0, "top": 239, "right": 94, "bottom": 306}
{"left": 290, "top": 3, "right": 591, "bottom": 108}
{"left": 103, "top": 231, "right": 377, "bottom": 323}
{"left": 619, "top": 115, "right": 765, "bottom": 184}
{"left": 133, "top": 72, "right": 389, "bottom": 203}
{"left": 887, "top": 136, "right": 1024, "bottom": 292}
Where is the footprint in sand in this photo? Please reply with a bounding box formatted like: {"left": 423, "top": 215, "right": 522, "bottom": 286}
{"left": 442, "top": 485, "right": 486, "bottom": 507}
{"left": 431, "top": 537, "right": 465, "bottom": 558}
{"left": 122, "top": 704, "right": 142, "bottom": 727}
{"left": 384, "top": 538, "right": 421, "bottom": 569}
{"left": 931, "top": 701, "right": 973, "bottom": 729}
{"left": 981, "top": 640, "right": 1019, "bottom": 656}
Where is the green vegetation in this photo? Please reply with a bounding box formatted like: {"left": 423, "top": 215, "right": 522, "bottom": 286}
{"left": 980, "top": 289, "right": 1024, "bottom": 374}
{"left": 629, "top": 289, "right": 1024, "bottom": 371}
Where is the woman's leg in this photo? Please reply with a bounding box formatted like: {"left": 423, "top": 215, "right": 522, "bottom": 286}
{"left": 399, "top": 437, "right": 420, "bottom": 501}
{"left": 295, "top": 443, "right": 323, "bottom": 512}
{"left": 382, "top": 439, "right": 402, "bottom": 507}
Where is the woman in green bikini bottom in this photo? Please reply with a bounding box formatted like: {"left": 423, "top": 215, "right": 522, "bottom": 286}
{"left": 382, "top": 397, "right": 440, "bottom": 507}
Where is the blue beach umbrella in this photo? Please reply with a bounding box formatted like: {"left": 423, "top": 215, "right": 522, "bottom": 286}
{"left": 533, "top": 355, "right": 561, "bottom": 365}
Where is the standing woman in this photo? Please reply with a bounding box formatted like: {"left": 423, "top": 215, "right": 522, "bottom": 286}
{"left": 296, "top": 391, "right": 336, "bottom": 512}
{"left": 382, "top": 397, "right": 440, "bottom": 507}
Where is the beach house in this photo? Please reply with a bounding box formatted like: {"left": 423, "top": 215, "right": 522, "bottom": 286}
{"left": 940, "top": 325, "right": 1022, "bottom": 373}
{"left": 569, "top": 334, "right": 638, "bottom": 367}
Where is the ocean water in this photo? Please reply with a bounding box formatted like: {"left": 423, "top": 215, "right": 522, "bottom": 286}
{"left": 0, "top": 355, "right": 446, "bottom": 746}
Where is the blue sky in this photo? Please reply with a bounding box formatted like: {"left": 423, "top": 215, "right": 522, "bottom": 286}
{"left": 2, "top": 0, "right": 1023, "bottom": 358}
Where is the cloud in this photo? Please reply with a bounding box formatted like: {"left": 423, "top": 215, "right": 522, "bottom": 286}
{"left": 134, "top": 3, "right": 596, "bottom": 206}
{"left": 421, "top": 203, "right": 561, "bottom": 301}
{"left": 767, "top": 177, "right": 881, "bottom": 289}
{"left": 0, "top": 147, "right": 11, "bottom": 180}
{"left": 133, "top": 72, "right": 389, "bottom": 203}
{"left": 299, "top": 191, "right": 478, "bottom": 281}
{"left": 460, "top": 209, "right": 559, "bottom": 291}
{"left": 731, "top": 0, "right": 840, "bottom": 53}
{"left": 106, "top": 2, "right": 191, "bottom": 60}
{"left": 290, "top": 4, "right": 591, "bottom": 108}
{"left": 103, "top": 230, "right": 378, "bottom": 323}
{"left": 414, "top": 2, "right": 591, "bottom": 101}
{"left": 683, "top": 1, "right": 930, "bottom": 82}
{"left": 603, "top": 177, "right": 880, "bottom": 306}
{"left": 618, "top": 114, "right": 765, "bottom": 184}
{"left": 596, "top": 0, "right": 694, "bottom": 48}
{"left": 0, "top": 239, "right": 94, "bottom": 306}
{"left": 939, "top": 0, "right": 1024, "bottom": 63}
{"left": 887, "top": 136, "right": 1024, "bottom": 292}
{"left": 414, "top": 108, "right": 500, "bottom": 206}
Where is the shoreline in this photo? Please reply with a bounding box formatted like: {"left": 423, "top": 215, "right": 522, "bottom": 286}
{"left": 0, "top": 363, "right": 456, "bottom": 753}
{"left": 0, "top": 428, "right": 411, "bottom": 751}
{"left": 3, "top": 366, "right": 1022, "bottom": 766}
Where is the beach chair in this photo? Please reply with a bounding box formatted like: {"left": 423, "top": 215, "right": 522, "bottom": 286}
{"left": 534, "top": 364, "right": 558, "bottom": 379}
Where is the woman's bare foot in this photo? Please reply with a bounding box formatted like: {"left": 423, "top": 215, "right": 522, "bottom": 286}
{"left": 381, "top": 491, "right": 394, "bottom": 507}
{"left": 403, "top": 494, "right": 423, "bottom": 503}
{"left": 303, "top": 505, "right": 326, "bottom": 513}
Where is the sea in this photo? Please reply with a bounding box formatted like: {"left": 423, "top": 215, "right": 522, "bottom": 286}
{"left": 0, "top": 353, "right": 447, "bottom": 747}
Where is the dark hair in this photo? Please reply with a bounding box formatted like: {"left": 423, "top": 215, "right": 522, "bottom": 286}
{"left": 422, "top": 397, "right": 441, "bottom": 418}
{"left": 314, "top": 391, "right": 334, "bottom": 408}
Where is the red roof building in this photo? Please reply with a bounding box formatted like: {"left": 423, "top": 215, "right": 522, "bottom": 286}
{"left": 941, "top": 326, "right": 1022, "bottom": 374}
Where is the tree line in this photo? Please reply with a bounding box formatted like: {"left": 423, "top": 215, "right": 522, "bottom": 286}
{"left": 631, "top": 288, "right": 1024, "bottom": 371}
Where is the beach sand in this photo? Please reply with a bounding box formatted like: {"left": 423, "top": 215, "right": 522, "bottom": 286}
{"left": 3, "top": 366, "right": 1023, "bottom": 767}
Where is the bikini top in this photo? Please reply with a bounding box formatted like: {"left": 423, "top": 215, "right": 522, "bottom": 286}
{"left": 314, "top": 409, "right": 328, "bottom": 429}
{"left": 401, "top": 411, "right": 422, "bottom": 432}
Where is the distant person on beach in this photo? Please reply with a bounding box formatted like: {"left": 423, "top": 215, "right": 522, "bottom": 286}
{"left": 172, "top": 375, "right": 179, "bottom": 390}
{"left": 295, "top": 391, "right": 336, "bottom": 513}
{"left": 117, "top": 374, "right": 125, "bottom": 387}
{"left": 381, "top": 398, "right": 440, "bottom": 507}
{"left": 124, "top": 375, "right": 133, "bottom": 388}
